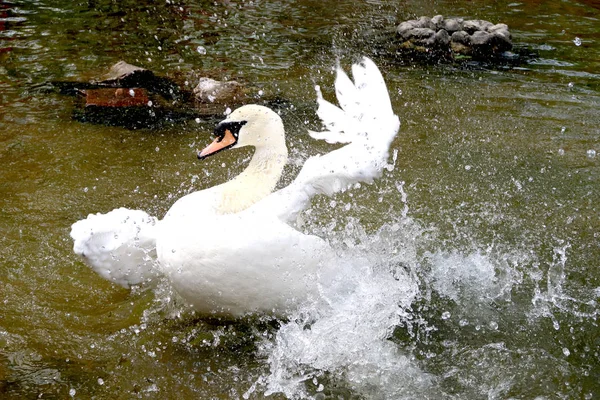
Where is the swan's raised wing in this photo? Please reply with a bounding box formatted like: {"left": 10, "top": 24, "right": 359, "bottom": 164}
{"left": 252, "top": 57, "right": 400, "bottom": 223}
{"left": 70, "top": 207, "right": 160, "bottom": 288}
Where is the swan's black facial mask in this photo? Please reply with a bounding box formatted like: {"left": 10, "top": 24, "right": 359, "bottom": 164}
{"left": 197, "top": 120, "right": 248, "bottom": 160}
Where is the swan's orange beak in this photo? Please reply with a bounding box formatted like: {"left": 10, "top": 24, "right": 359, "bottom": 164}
{"left": 198, "top": 129, "right": 237, "bottom": 160}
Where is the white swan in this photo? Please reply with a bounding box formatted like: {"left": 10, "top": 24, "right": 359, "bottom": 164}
{"left": 71, "top": 57, "right": 400, "bottom": 317}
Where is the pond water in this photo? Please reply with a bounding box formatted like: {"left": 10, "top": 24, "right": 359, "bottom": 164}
{"left": 1, "top": 0, "right": 599, "bottom": 398}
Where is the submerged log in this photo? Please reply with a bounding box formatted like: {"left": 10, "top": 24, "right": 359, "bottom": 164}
{"left": 83, "top": 88, "right": 150, "bottom": 107}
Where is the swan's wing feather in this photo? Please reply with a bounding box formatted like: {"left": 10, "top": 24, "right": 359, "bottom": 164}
{"left": 252, "top": 57, "right": 400, "bottom": 223}
{"left": 335, "top": 64, "right": 362, "bottom": 117}
{"left": 70, "top": 207, "right": 159, "bottom": 288}
{"left": 308, "top": 85, "right": 353, "bottom": 144}
{"left": 351, "top": 58, "right": 394, "bottom": 118}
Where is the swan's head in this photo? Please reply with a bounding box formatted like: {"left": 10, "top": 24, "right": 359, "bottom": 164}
{"left": 198, "top": 104, "right": 286, "bottom": 160}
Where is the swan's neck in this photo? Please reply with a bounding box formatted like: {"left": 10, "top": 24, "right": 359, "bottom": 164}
{"left": 216, "top": 145, "right": 287, "bottom": 214}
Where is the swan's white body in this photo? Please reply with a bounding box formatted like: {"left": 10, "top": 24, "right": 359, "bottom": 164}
{"left": 71, "top": 58, "right": 400, "bottom": 317}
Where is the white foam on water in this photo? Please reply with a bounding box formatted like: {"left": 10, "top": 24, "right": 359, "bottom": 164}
{"left": 247, "top": 216, "right": 442, "bottom": 399}
{"left": 423, "top": 248, "right": 525, "bottom": 308}
{"left": 250, "top": 211, "right": 551, "bottom": 398}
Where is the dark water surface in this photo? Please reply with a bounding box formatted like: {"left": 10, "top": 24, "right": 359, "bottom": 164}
{"left": 1, "top": 0, "right": 599, "bottom": 398}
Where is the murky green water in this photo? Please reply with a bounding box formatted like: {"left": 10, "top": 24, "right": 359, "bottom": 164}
{"left": 1, "top": 0, "right": 599, "bottom": 398}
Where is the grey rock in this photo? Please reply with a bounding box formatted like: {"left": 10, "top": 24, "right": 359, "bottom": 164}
{"left": 488, "top": 23, "right": 509, "bottom": 32}
{"left": 470, "top": 30, "right": 493, "bottom": 46}
{"left": 395, "top": 15, "right": 513, "bottom": 59}
{"left": 442, "top": 18, "right": 462, "bottom": 34}
{"left": 451, "top": 30, "right": 470, "bottom": 45}
{"left": 409, "top": 27, "right": 436, "bottom": 39}
{"left": 407, "top": 28, "right": 436, "bottom": 46}
{"left": 469, "top": 30, "right": 513, "bottom": 54}
{"left": 492, "top": 27, "right": 512, "bottom": 41}
{"left": 491, "top": 30, "right": 513, "bottom": 50}
{"left": 434, "top": 29, "right": 450, "bottom": 47}
{"left": 396, "top": 21, "right": 417, "bottom": 39}
{"left": 193, "top": 77, "right": 244, "bottom": 103}
{"left": 414, "top": 16, "right": 435, "bottom": 30}
{"left": 100, "top": 61, "right": 147, "bottom": 82}
{"left": 463, "top": 19, "right": 494, "bottom": 34}
{"left": 431, "top": 15, "right": 444, "bottom": 30}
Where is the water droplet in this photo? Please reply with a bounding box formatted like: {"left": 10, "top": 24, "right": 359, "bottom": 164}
{"left": 147, "top": 100, "right": 153, "bottom": 107}
{"left": 97, "top": 378, "right": 104, "bottom": 385}
{"left": 441, "top": 311, "right": 451, "bottom": 320}
{"left": 197, "top": 46, "right": 207, "bottom": 55}
{"left": 553, "top": 320, "right": 560, "bottom": 330}
{"left": 464, "top": 165, "right": 472, "bottom": 171}
{"left": 129, "top": 89, "right": 135, "bottom": 97}
{"left": 489, "top": 321, "right": 498, "bottom": 330}
{"left": 586, "top": 149, "right": 596, "bottom": 158}
{"left": 567, "top": 82, "right": 574, "bottom": 88}
{"left": 560, "top": 126, "right": 566, "bottom": 134}
{"left": 258, "top": 90, "right": 264, "bottom": 96}
{"left": 459, "top": 319, "right": 469, "bottom": 327}
{"left": 562, "top": 347, "right": 570, "bottom": 356}
{"left": 573, "top": 37, "right": 582, "bottom": 46}
{"left": 558, "top": 148, "right": 565, "bottom": 156}
{"left": 69, "top": 388, "right": 76, "bottom": 397}
{"left": 155, "top": 147, "right": 160, "bottom": 152}
{"left": 195, "top": 117, "right": 201, "bottom": 124}
{"left": 224, "top": 107, "right": 232, "bottom": 115}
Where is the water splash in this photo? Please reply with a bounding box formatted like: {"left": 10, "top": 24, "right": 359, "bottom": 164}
{"left": 253, "top": 215, "right": 438, "bottom": 399}
{"left": 247, "top": 207, "right": 586, "bottom": 398}
{"left": 423, "top": 249, "right": 521, "bottom": 307}
{"left": 530, "top": 244, "right": 598, "bottom": 321}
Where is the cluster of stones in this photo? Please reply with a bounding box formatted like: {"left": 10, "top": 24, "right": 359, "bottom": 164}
{"left": 396, "top": 15, "right": 512, "bottom": 58}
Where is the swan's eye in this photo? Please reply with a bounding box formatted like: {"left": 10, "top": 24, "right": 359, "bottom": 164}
{"left": 213, "top": 120, "right": 247, "bottom": 141}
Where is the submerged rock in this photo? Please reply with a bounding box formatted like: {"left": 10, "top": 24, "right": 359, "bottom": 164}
{"left": 98, "top": 61, "right": 148, "bottom": 82}
{"left": 395, "top": 15, "right": 513, "bottom": 61}
{"left": 193, "top": 77, "right": 246, "bottom": 104}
